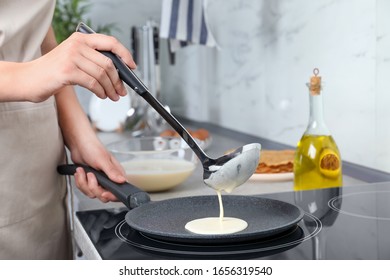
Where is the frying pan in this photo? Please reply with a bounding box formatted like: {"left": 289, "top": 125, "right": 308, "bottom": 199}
{"left": 58, "top": 164, "right": 304, "bottom": 244}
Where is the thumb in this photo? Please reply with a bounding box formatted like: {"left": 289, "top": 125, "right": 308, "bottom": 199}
{"left": 99, "top": 157, "right": 126, "bottom": 183}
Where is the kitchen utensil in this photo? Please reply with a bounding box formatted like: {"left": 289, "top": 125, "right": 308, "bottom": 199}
{"left": 77, "top": 208, "right": 304, "bottom": 259}
{"left": 131, "top": 22, "right": 168, "bottom": 134}
{"left": 118, "top": 219, "right": 304, "bottom": 258}
{"left": 77, "top": 22, "right": 261, "bottom": 192}
{"left": 58, "top": 164, "right": 304, "bottom": 244}
{"left": 134, "top": 23, "right": 157, "bottom": 98}
{"left": 106, "top": 136, "right": 198, "bottom": 192}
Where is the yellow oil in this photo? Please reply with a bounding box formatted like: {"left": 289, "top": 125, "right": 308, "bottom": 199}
{"left": 294, "top": 134, "right": 342, "bottom": 191}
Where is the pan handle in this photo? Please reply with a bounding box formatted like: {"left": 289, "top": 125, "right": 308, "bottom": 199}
{"left": 57, "top": 164, "right": 150, "bottom": 209}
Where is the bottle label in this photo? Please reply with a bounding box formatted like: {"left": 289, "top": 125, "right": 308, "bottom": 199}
{"left": 319, "top": 149, "right": 341, "bottom": 178}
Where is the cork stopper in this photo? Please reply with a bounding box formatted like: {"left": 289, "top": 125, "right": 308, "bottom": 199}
{"left": 309, "top": 68, "right": 321, "bottom": 96}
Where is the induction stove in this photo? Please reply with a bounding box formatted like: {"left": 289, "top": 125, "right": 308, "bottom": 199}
{"left": 75, "top": 182, "right": 390, "bottom": 260}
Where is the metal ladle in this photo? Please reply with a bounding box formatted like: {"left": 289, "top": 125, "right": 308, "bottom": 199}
{"left": 77, "top": 22, "right": 261, "bottom": 192}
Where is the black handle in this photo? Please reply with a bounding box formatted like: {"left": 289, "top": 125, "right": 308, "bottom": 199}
{"left": 131, "top": 26, "right": 138, "bottom": 64}
{"left": 76, "top": 22, "right": 148, "bottom": 95}
{"left": 57, "top": 164, "right": 150, "bottom": 209}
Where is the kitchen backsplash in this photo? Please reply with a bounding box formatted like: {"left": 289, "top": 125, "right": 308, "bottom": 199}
{"left": 83, "top": 0, "right": 390, "bottom": 173}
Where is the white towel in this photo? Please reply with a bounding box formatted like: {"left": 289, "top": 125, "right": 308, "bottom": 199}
{"left": 160, "top": 0, "right": 218, "bottom": 52}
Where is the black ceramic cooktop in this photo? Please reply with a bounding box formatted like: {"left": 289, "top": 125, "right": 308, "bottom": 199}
{"left": 76, "top": 182, "right": 390, "bottom": 260}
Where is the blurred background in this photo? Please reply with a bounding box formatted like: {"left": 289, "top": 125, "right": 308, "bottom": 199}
{"left": 54, "top": 0, "right": 390, "bottom": 174}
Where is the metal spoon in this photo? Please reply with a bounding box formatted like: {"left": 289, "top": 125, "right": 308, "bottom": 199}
{"left": 77, "top": 22, "right": 261, "bottom": 192}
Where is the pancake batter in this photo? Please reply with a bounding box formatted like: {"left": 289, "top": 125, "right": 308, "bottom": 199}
{"left": 185, "top": 190, "right": 248, "bottom": 235}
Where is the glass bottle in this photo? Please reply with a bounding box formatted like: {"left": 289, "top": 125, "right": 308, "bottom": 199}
{"left": 294, "top": 69, "right": 342, "bottom": 190}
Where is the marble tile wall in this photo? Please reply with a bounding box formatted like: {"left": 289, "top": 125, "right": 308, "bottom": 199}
{"left": 85, "top": 0, "right": 390, "bottom": 173}
{"left": 375, "top": 0, "right": 390, "bottom": 172}
{"left": 160, "top": 0, "right": 390, "bottom": 173}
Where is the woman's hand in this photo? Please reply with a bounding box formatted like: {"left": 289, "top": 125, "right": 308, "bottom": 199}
{"left": 70, "top": 137, "right": 126, "bottom": 203}
{"left": 57, "top": 86, "right": 127, "bottom": 204}
{"left": 44, "top": 27, "right": 131, "bottom": 204}
{"left": 26, "top": 32, "right": 136, "bottom": 102}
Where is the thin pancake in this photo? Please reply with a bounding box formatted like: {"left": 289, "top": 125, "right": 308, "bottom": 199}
{"left": 256, "top": 150, "right": 295, "bottom": 174}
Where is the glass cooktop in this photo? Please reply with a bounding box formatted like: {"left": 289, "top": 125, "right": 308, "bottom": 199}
{"left": 76, "top": 182, "right": 390, "bottom": 260}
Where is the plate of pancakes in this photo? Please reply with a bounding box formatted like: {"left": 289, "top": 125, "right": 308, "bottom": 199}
{"left": 250, "top": 149, "right": 295, "bottom": 182}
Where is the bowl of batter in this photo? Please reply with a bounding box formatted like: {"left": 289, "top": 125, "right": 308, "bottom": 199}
{"left": 107, "top": 136, "right": 198, "bottom": 192}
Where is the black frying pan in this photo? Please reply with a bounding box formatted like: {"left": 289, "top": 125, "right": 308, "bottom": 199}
{"left": 58, "top": 164, "right": 304, "bottom": 244}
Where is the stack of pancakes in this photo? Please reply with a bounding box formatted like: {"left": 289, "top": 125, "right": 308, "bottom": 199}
{"left": 256, "top": 150, "right": 295, "bottom": 174}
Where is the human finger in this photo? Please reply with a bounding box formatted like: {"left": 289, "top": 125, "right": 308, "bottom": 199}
{"left": 101, "top": 191, "right": 118, "bottom": 202}
{"left": 74, "top": 167, "right": 96, "bottom": 198}
{"left": 96, "top": 155, "right": 126, "bottom": 184}
{"left": 86, "top": 172, "right": 110, "bottom": 203}
{"left": 75, "top": 50, "right": 121, "bottom": 101}
{"left": 80, "top": 33, "right": 137, "bottom": 69}
{"left": 79, "top": 46, "right": 127, "bottom": 99}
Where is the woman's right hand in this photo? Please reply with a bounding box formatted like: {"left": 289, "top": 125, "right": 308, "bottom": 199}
{"left": 26, "top": 32, "right": 136, "bottom": 102}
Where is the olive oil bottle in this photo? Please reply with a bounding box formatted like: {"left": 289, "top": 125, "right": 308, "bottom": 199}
{"left": 294, "top": 69, "right": 342, "bottom": 190}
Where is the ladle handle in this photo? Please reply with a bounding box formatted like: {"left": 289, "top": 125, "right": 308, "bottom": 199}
{"left": 76, "top": 22, "right": 210, "bottom": 165}
{"left": 57, "top": 164, "right": 150, "bottom": 209}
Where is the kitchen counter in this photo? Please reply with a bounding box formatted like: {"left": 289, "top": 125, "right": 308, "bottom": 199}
{"left": 71, "top": 123, "right": 367, "bottom": 211}
{"left": 68, "top": 119, "right": 389, "bottom": 259}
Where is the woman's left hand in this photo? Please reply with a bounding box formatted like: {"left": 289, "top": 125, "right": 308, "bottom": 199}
{"left": 69, "top": 139, "right": 126, "bottom": 203}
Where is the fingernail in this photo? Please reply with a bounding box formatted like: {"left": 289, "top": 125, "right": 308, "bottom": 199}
{"left": 117, "top": 175, "right": 126, "bottom": 182}
{"left": 120, "top": 88, "right": 127, "bottom": 96}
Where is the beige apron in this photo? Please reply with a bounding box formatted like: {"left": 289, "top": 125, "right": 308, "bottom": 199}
{"left": 0, "top": 0, "right": 72, "bottom": 259}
